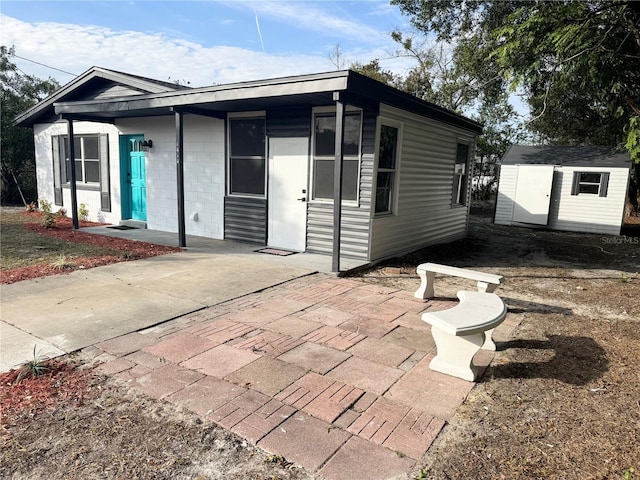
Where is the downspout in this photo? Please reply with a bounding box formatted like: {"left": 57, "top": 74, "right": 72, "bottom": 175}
{"left": 175, "top": 110, "right": 186, "bottom": 247}
{"left": 65, "top": 117, "right": 79, "bottom": 229}
{"left": 332, "top": 93, "right": 346, "bottom": 273}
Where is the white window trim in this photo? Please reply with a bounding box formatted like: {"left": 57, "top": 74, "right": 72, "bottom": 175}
{"left": 227, "top": 111, "right": 267, "bottom": 199}
{"left": 309, "top": 106, "right": 362, "bottom": 206}
{"left": 60, "top": 135, "right": 101, "bottom": 187}
{"left": 373, "top": 117, "right": 403, "bottom": 217}
{"left": 452, "top": 138, "right": 473, "bottom": 207}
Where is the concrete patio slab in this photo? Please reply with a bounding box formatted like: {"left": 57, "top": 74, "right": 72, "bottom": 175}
{"left": 225, "top": 356, "right": 306, "bottom": 396}
{"left": 179, "top": 344, "right": 260, "bottom": 378}
{"left": 258, "top": 412, "right": 350, "bottom": 471}
{"left": 277, "top": 342, "right": 351, "bottom": 374}
{"left": 319, "top": 435, "right": 416, "bottom": 480}
{"left": 327, "top": 356, "right": 404, "bottom": 396}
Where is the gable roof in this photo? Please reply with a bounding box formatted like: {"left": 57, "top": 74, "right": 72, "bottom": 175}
{"left": 501, "top": 145, "right": 631, "bottom": 168}
{"left": 14, "top": 66, "right": 188, "bottom": 127}
{"left": 47, "top": 69, "right": 482, "bottom": 135}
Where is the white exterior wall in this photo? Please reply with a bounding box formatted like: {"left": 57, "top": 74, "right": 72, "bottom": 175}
{"left": 369, "top": 104, "right": 476, "bottom": 260}
{"left": 548, "top": 166, "right": 627, "bottom": 235}
{"left": 33, "top": 121, "right": 123, "bottom": 224}
{"left": 495, "top": 164, "right": 628, "bottom": 235}
{"left": 494, "top": 164, "right": 517, "bottom": 226}
{"left": 118, "top": 115, "right": 225, "bottom": 239}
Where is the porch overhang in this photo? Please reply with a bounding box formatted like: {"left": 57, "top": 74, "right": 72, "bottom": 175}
{"left": 52, "top": 70, "right": 483, "bottom": 134}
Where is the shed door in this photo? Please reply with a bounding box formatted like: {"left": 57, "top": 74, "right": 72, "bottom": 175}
{"left": 512, "top": 165, "right": 555, "bottom": 225}
{"left": 267, "top": 137, "right": 308, "bottom": 251}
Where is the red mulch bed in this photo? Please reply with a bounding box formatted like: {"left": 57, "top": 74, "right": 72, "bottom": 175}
{"left": 2, "top": 213, "right": 182, "bottom": 284}
{"left": 0, "top": 360, "right": 97, "bottom": 431}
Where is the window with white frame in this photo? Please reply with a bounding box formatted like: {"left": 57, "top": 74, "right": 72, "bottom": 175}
{"left": 52, "top": 133, "right": 110, "bottom": 210}
{"left": 229, "top": 117, "right": 266, "bottom": 196}
{"left": 61, "top": 135, "right": 101, "bottom": 184}
{"left": 312, "top": 111, "right": 361, "bottom": 201}
{"left": 452, "top": 143, "right": 469, "bottom": 206}
{"left": 571, "top": 171, "right": 609, "bottom": 197}
{"left": 375, "top": 124, "right": 400, "bottom": 214}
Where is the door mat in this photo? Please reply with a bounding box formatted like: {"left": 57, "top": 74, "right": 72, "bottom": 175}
{"left": 256, "top": 248, "right": 297, "bottom": 256}
{"left": 107, "top": 225, "right": 138, "bottom": 230}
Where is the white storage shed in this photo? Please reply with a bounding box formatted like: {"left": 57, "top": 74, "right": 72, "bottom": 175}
{"left": 494, "top": 145, "right": 632, "bottom": 235}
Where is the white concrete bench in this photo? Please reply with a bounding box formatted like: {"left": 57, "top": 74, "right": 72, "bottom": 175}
{"left": 414, "top": 262, "right": 505, "bottom": 300}
{"left": 422, "top": 290, "right": 507, "bottom": 381}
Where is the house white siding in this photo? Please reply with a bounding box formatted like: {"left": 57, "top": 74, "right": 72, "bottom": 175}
{"left": 118, "top": 115, "right": 225, "bottom": 239}
{"left": 495, "top": 164, "right": 628, "bottom": 235}
{"left": 33, "top": 121, "right": 122, "bottom": 224}
{"left": 368, "top": 104, "right": 475, "bottom": 261}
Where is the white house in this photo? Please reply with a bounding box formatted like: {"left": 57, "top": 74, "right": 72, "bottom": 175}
{"left": 494, "top": 145, "right": 632, "bottom": 235}
{"left": 16, "top": 67, "right": 483, "bottom": 270}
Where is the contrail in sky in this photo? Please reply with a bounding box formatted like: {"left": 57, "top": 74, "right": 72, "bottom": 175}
{"left": 253, "top": 6, "right": 265, "bottom": 51}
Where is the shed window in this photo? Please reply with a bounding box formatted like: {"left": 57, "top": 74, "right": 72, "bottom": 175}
{"left": 229, "top": 117, "right": 266, "bottom": 196}
{"left": 312, "top": 111, "right": 361, "bottom": 201}
{"left": 452, "top": 143, "right": 469, "bottom": 206}
{"left": 571, "top": 172, "right": 609, "bottom": 197}
{"left": 375, "top": 124, "right": 400, "bottom": 215}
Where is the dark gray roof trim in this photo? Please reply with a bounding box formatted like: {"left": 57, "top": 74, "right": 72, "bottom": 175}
{"left": 502, "top": 145, "right": 631, "bottom": 168}
{"left": 14, "top": 66, "right": 185, "bottom": 127}
{"left": 50, "top": 70, "right": 482, "bottom": 134}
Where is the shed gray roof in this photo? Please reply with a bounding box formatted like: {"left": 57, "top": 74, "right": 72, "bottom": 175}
{"left": 501, "top": 145, "right": 631, "bottom": 168}
{"left": 36, "top": 69, "right": 482, "bottom": 134}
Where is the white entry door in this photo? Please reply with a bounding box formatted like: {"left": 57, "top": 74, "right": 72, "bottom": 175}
{"left": 512, "top": 165, "right": 555, "bottom": 225}
{"left": 267, "top": 137, "right": 309, "bottom": 251}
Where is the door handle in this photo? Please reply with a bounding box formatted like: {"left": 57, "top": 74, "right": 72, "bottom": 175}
{"left": 297, "top": 197, "right": 306, "bottom": 202}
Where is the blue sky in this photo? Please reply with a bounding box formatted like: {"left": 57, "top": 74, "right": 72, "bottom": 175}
{"left": 1, "top": 1, "right": 415, "bottom": 86}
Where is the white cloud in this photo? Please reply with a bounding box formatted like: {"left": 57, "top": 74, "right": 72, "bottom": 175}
{"left": 0, "top": 14, "right": 340, "bottom": 86}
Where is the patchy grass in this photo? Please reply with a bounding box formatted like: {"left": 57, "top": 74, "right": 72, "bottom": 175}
{"left": 0, "top": 210, "right": 120, "bottom": 271}
{"left": 1, "top": 209, "right": 181, "bottom": 284}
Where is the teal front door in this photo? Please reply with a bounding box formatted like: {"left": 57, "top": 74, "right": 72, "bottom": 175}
{"left": 121, "top": 135, "right": 147, "bottom": 221}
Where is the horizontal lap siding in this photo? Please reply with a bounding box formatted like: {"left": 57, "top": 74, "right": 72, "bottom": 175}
{"left": 224, "top": 197, "right": 267, "bottom": 244}
{"left": 306, "top": 109, "right": 376, "bottom": 259}
{"left": 369, "top": 104, "right": 475, "bottom": 261}
{"left": 494, "top": 165, "right": 517, "bottom": 225}
{"left": 548, "top": 167, "right": 627, "bottom": 235}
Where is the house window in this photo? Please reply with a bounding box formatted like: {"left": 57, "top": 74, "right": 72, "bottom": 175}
{"left": 52, "top": 134, "right": 110, "bottom": 210}
{"left": 229, "top": 117, "right": 266, "bottom": 196}
{"left": 571, "top": 172, "right": 609, "bottom": 197}
{"left": 452, "top": 143, "right": 469, "bottom": 206}
{"left": 61, "top": 135, "right": 101, "bottom": 184}
{"left": 312, "top": 111, "right": 361, "bottom": 201}
{"left": 375, "top": 124, "right": 400, "bottom": 215}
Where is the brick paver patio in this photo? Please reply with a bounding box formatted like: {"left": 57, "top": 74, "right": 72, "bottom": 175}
{"left": 88, "top": 273, "right": 517, "bottom": 479}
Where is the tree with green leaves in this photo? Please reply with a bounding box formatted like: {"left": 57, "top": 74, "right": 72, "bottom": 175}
{"left": 351, "top": 30, "right": 522, "bottom": 200}
{"left": 1, "top": 46, "right": 59, "bottom": 205}
{"left": 392, "top": 0, "right": 640, "bottom": 185}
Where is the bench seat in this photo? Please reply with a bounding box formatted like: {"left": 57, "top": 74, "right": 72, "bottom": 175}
{"left": 414, "top": 262, "right": 505, "bottom": 300}
{"left": 422, "top": 291, "right": 507, "bottom": 381}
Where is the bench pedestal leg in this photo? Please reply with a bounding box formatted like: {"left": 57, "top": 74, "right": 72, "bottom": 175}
{"left": 477, "top": 281, "right": 498, "bottom": 293}
{"left": 482, "top": 328, "right": 497, "bottom": 351}
{"left": 429, "top": 326, "right": 485, "bottom": 381}
{"left": 414, "top": 270, "right": 435, "bottom": 300}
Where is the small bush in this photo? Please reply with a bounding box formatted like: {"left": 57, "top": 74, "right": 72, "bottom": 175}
{"left": 79, "top": 203, "right": 89, "bottom": 222}
{"left": 16, "top": 346, "right": 49, "bottom": 382}
{"left": 39, "top": 199, "right": 56, "bottom": 228}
